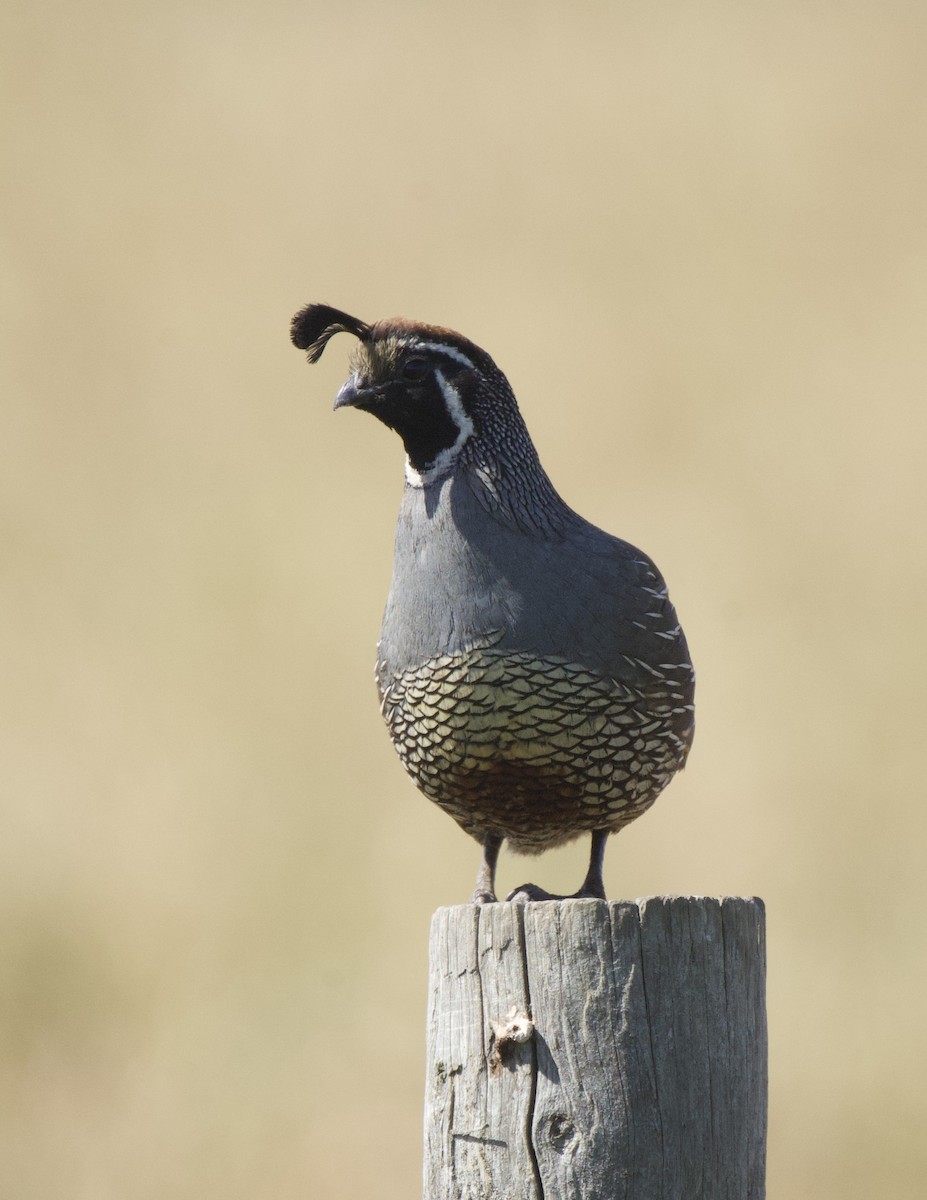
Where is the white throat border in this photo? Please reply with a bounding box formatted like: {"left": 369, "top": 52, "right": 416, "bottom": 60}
{"left": 404, "top": 368, "right": 475, "bottom": 488}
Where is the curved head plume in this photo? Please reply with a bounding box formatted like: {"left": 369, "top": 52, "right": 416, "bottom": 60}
{"left": 290, "top": 303, "right": 371, "bottom": 363}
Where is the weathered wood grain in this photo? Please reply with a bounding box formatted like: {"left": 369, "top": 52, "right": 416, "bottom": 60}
{"left": 424, "top": 897, "right": 766, "bottom": 1200}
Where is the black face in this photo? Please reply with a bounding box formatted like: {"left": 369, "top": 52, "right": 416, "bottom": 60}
{"left": 291, "top": 305, "right": 502, "bottom": 479}
{"left": 337, "top": 344, "right": 477, "bottom": 475}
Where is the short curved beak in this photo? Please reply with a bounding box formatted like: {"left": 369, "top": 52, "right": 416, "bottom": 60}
{"left": 334, "top": 375, "right": 367, "bottom": 411}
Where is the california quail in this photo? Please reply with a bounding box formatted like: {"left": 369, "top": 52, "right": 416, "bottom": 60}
{"left": 291, "top": 303, "right": 695, "bottom": 903}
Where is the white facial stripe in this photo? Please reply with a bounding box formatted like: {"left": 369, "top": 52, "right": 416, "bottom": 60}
{"left": 413, "top": 341, "right": 475, "bottom": 370}
{"left": 434, "top": 368, "right": 475, "bottom": 442}
{"left": 404, "top": 368, "right": 475, "bottom": 488}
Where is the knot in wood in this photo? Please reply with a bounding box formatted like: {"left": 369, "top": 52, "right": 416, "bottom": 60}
{"left": 545, "top": 1112, "right": 579, "bottom": 1154}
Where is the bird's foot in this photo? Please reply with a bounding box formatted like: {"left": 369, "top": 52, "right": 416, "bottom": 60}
{"left": 506, "top": 882, "right": 558, "bottom": 902}
{"left": 505, "top": 881, "right": 606, "bottom": 903}
{"left": 471, "top": 888, "right": 498, "bottom": 905}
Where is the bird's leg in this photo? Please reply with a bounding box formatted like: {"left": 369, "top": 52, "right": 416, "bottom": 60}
{"left": 575, "top": 828, "right": 609, "bottom": 899}
{"left": 472, "top": 834, "right": 502, "bottom": 904}
{"left": 506, "top": 829, "right": 610, "bottom": 902}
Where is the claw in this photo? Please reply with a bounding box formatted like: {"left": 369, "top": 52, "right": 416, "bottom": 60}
{"left": 506, "top": 882, "right": 605, "bottom": 903}
{"left": 506, "top": 882, "right": 557, "bottom": 903}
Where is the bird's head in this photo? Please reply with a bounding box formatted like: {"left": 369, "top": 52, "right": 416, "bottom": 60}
{"left": 291, "top": 303, "right": 516, "bottom": 487}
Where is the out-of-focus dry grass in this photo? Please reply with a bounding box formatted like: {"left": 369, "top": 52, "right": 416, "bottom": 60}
{"left": 1, "top": 1, "right": 925, "bottom": 1196}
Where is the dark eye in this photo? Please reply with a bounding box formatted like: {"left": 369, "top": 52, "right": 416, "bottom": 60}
{"left": 401, "top": 355, "right": 430, "bottom": 383}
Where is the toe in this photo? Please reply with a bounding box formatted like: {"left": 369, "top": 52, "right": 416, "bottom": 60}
{"left": 505, "top": 883, "right": 556, "bottom": 903}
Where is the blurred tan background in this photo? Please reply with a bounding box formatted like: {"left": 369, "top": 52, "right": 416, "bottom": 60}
{"left": 2, "top": 1, "right": 925, "bottom": 1196}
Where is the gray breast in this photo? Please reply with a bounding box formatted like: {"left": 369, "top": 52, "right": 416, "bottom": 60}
{"left": 375, "top": 470, "right": 695, "bottom": 852}
{"left": 378, "top": 470, "right": 692, "bottom": 687}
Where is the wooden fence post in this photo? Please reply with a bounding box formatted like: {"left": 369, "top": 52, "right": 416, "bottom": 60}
{"left": 424, "top": 896, "right": 766, "bottom": 1200}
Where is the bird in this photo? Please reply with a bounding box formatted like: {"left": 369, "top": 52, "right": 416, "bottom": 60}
{"left": 291, "top": 303, "right": 695, "bottom": 903}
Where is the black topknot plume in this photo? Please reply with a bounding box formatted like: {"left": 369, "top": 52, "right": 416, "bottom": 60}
{"left": 290, "top": 304, "right": 371, "bottom": 363}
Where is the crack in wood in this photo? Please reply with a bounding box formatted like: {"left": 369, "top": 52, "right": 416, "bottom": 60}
{"left": 425, "top": 898, "right": 767, "bottom": 1198}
